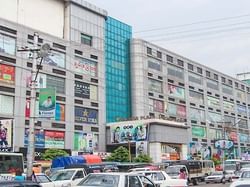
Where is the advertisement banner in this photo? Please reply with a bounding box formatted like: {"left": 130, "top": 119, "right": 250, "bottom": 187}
{"left": 190, "top": 108, "right": 205, "bottom": 121}
{"left": 191, "top": 126, "right": 206, "bottom": 138}
{"left": 24, "top": 129, "right": 45, "bottom": 148}
{"left": 75, "top": 107, "right": 98, "bottom": 124}
{"left": 74, "top": 132, "right": 98, "bottom": 152}
{"left": 136, "top": 141, "right": 148, "bottom": 157}
{"left": 167, "top": 84, "right": 185, "bottom": 99}
{"left": 207, "top": 96, "right": 220, "bottom": 108}
{"left": 110, "top": 123, "right": 147, "bottom": 144}
{"left": 223, "top": 101, "right": 234, "bottom": 111}
{"left": 39, "top": 88, "right": 56, "bottom": 118}
{"left": 43, "top": 50, "right": 65, "bottom": 68}
{"left": 177, "top": 105, "right": 186, "bottom": 118}
{"left": 75, "top": 81, "right": 90, "bottom": 99}
{"left": 153, "top": 100, "right": 164, "bottom": 113}
{"left": 0, "top": 64, "right": 15, "bottom": 84}
{"left": 0, "top": 120, "right": 12, "bottom": 149}
{"left": 44, "top": 131, "right": 65, "bottom": 149}
{"left": 55, "top": 103, "right": 65, "bottom": 121}
{"left": 74, "top": 57, "right": 97, "bottom": 76}
{"left": 228, "top": 132, "right": 238, "bottom": 143}
{"left": 237, "top": 104, "right": 247, "bottom": 115}
{"left": 25, "top": 99, "right": 39, "bottom": 118}
{"left": 214, "top": 139, "right": 234, "bottom": 150}
{"left": 148, "top": 78, "right": 162, "bottom": 93}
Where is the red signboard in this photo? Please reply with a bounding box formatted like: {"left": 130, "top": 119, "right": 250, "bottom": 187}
{"left": 0, "top": 64, "right": 15, "bottom": 84}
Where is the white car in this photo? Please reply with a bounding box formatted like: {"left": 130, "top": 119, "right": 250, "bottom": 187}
{"left": 75, "top": 172, "right": 156, "bottom": 187}
{"left": 35, "top": 173, "right": 55, "bottom": 187}
{"left": 230, "top": 169, "right": 250, "bottom": 187}
{"left": 132, "top": 170, "right": 187, "bottom": 187}
{"left": 205, "top": 171, "right": 231, "bottom": 184}
{"left": 50, "top": 168, "right": 87, "bottom": 187}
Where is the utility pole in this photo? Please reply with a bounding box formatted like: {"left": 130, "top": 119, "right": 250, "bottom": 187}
{"left": 18, "top": 33, "right": 50, "bottom": 179}
{"left": 26, "top": 32, "right": 38, "bottom": 179}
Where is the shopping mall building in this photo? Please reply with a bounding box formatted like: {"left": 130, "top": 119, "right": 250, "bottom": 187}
{"left": 0, "top": 0, "right": 250, "bottom": 161}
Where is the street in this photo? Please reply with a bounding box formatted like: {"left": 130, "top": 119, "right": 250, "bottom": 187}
{"left": 196, "top": 182, "right": 231, "bottom": 187}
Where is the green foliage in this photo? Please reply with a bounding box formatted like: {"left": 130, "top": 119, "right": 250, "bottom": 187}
{"left": 41, "top": 149, "right": 69, "bottom": 161}
{"left": 133, "top": 154, "right": 152, "bottom": 163}
{"left": 106, "top": 146, "right": 130, "bottom": 162}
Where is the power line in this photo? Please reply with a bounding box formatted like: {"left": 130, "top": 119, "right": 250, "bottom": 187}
{"left": 134, "top": 13, "right": 250, "bottom": 33}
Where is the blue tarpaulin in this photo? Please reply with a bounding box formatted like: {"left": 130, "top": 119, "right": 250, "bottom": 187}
{"left": 51, "top": 156, "right": 86, "bottom": 168}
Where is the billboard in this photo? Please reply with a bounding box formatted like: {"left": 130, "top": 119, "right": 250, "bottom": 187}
{"left": 214, "top": 139, "right": 234, "bottom": 150}
{"left": 44, "top": 130, "right": 65, "bottom": 149}
{"left": 223, "top": 101, "right": 234, "bottom": 111}
{"left": 75, "top": 81, "right": 90, "bottom": 99}
{"left": 74, "top": 57, "right": 97, "bottom": 77}
{"left": 237, "top": 104, "right": 247, "bottom": 115}
{"left": 0, "top": 64, "right": 15, "bottom": 84}
{"left": 167, "top": 103, "right": 186, "bottom": 118}
{"left": 75, "top": 107, "right": 98, "bottom": 124}
{"left": 167, "top": 84, "right": 185, "bottom": 99}
{"left": 43, "top": 50, "right": 65, "bottom": 68}
{"left": 24, "top": 129, "right": 45, "bottom": 148}
{"left": 136, "top": 141, "right": 148, "bottom": 157}
{"left": 39, "top": 88, "right": 56, "bottom": 118}
{"left": 191, "top": 126, "right": 206, "bottom": 138}
{"left": 55, "top": 103, "right": 65, "bottom": 121}
{"left": 0, "top": 119, "right": 12, "bottom": 149}
{"left": 207, "top": 96, "right": 220, "bottom": 108}
{"left": 110, "top": 123, "right": 147, "bottom": 144}
{"left": 148, "top": 78, "right": 162, "bottom": 93}
{"left": 74, "top": 132, "right": 98, "bottom": 152}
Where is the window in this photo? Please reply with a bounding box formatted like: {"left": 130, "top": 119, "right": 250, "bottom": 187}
{"left": 47, "top": 75, "right": 65, "bottom": 94}
{"left": 0, "top": 94, "right": 14, "bottom": 115}
{"left": 177, "top": 59, "right": 184, "bottom": 67}
{"left": 241, "top": 85, "right": 245, "bottom": 90}
{"left": 81, "top": 33, "right": 92, "bottom": 46}
{"left": 148, "top": 58, "right": 161, "bottom": 71}
{"left": 188, "top": 72, "right": 203, "bottom": 85}
{"left": 0, "top": 33, "right": 16, "bottom": 55}
{"left": 167, "top": 65, "right": 184, "bottom": 80}
{"left": 148, "top": 78, "right": 162, "bottom": 93}
{"left": 147, "top": 47, "right": 152, "bottom": 55}
{"left": 247, "top": 87, "right": 250, "bottom": 92}
{"left": 235, "top": 82, "right": 239, "bottom": 88}
{"left": 128, "top": 176, "right": 142, "bottom": 187}
{"left": 207, "top": 79, "right": 219, "bottom": 90}
{"left": 188, "top": 63, "right": 193, "bottom": 70}
{"left": 167, "top": 55, "right": 173, "bottom": 62}
{"left": 221, "top": 77, "right": 226, "bottom": 83}
{"left": 74, "top": 170, "right": 84, "bottom": 179}
{"left": 157, "top": 51, "right": 162, "bottom": 58}
{"left": 197, "top": 67, "right": 202, "bottom": 74}
{"left": 214, "top": 74, "right": 218, "bottom": 80}
{"left": 228, "top": 79, "right": 232, "bottom": 85}
{"left": 206, "top": 71, "right": 210, "bottom": 77}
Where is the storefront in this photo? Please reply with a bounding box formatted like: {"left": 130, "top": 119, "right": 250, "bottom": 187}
{"left": 106, "top": 119, "right": 189, "bottom": 163}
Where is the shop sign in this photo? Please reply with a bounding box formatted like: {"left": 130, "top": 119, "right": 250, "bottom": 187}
{"left": 38, "top": 88, "right": 56, "bottom": 118}
{"left": 75, "top": 107, "right": 98, "bottom": 124}
{"left": 0, "top": 64, "right": 15, "bottom": 84}
{"left": 75, "top": 81, "right": 90, "bottom": 99}
{"left": 24, "top": 129, "right": 45, "bottom": 148}
{"left": 44, "top": 130, "right": 65, "bottom": 149}
{"left": 74, "top": 132, "right": 98, "bottom": 152}
{"left": 74, "top": 57, "right": 97, "bottom": 76}
{"left": 192, "top": 126, "right": 206, "bottom": 138}
{"left": 0, "top": 120, "right": 12, "bottom": 150}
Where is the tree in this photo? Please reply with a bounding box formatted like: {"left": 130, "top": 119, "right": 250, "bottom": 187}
{"left": 133, "top": 154, "right": 152, "bottom": 163}
{"left": 106, "top": 146, "right": 129, "bottom": 162}
{"left": 41, "top": 149, "right": 69, "bottom": 161}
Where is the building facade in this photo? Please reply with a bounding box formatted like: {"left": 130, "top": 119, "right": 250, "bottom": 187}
{"left": 105, "top": 17, "right": 132, "bottom": 122}
{"left": 0, "top": 0, "right": 107, "bottom": 156}
{"left": 130, "top": 39, "right": 250, "bottom": 160}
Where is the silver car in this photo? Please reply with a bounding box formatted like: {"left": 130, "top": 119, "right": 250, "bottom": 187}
{"left": 205, "top": 171, "right": 230, "bottom": 184}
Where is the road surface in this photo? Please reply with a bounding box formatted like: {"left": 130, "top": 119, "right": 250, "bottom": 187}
{"left": 196, "top": 182, "right": 231, "bottom": 187}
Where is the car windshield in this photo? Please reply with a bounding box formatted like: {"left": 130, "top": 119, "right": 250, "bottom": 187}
{"left": 166, "top": 166, "right": 182, "bottom": 175}
{"left": 241, "top": 171, "right": 250, "bottom": 178}
{"left": 211, "top": 172, "right": 223, "bottom": 176}
{"left": 50, "top": 170, "right": 75, "bottom": 181}
{"left": 77, "top": 174, "right": 119, "bottom": 187}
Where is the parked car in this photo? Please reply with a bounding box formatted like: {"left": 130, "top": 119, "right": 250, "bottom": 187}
{"left": 205, "top": 171, "right": 231, "bottom": 184}
{"left": 230, "top": 169, "right": 250, "bottom": 187}
{"left": 50, "top": 168, "right": 87, "bottom": 187}
{"left": 132, "top": 170, "right": 187, "bottom": 187}
{"left": 0, "top": 181, "right": 41, "bottom": 187}
{"left": 35, "top": 173, "right": 55, "bottom": 187}
{"left": 75, "top": 172, "right": 156, "bottom": 187}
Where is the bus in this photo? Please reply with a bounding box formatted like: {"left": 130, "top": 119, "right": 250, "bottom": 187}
{"left": 0, "top": 152, "right": 24, "bottom": 180}
{"left": 224, "top": 159, "right": 250, "bottom": 171}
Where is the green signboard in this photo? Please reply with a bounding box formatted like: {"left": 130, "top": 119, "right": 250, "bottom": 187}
{"left": 39, "top": 88, "right": 56, "bottom": 118}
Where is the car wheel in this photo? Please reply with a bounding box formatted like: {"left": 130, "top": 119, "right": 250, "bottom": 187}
{"left": 206, "top": 182, "right": 209, "bottom": 184}
{"left": 221, "top": 179, "right": 226, "bottom": 184}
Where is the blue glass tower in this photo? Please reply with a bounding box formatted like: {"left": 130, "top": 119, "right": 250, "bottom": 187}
{"left": 105, "top": 17, "right": 132, "bottom": 122}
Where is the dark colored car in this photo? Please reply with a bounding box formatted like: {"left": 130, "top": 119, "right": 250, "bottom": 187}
{"left": 0, "top": 181, "right": 41, "bottom": 187}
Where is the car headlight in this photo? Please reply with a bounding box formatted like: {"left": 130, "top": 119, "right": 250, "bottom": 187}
{"left": 62, "top": 183, "right": 71, "bottom": 187}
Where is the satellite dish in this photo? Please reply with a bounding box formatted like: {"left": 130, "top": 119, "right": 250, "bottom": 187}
{"left": 39, "top": 43, "right": 51, "bottom": 58}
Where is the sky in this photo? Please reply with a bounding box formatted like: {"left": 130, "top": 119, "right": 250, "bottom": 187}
{"left": 89, "top": 0, "right": 250, "bottom": 77}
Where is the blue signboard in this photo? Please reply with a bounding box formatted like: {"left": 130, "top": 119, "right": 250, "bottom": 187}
{"left": 75, "top": 106, "right": 98, "bottom": 124}
{"left": 24, "top": 129, "right": 45, "bottom": 148}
